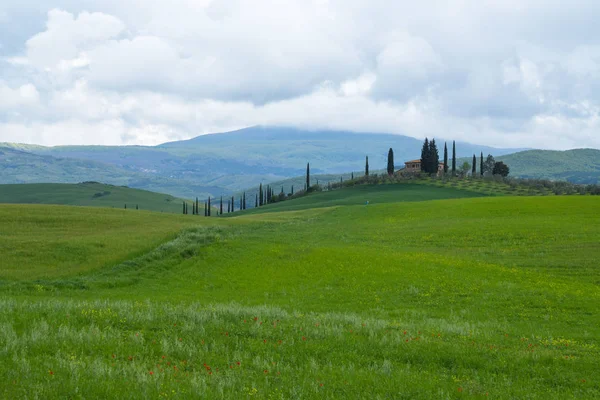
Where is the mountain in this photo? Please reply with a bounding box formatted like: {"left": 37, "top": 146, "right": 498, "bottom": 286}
{"left": 3, "top": 126, "right": 597, "bottom": 197}
{"left": 0, "top": 182, "right": 188, "bottom": 213}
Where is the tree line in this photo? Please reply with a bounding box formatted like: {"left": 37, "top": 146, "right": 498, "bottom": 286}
{"left": 184, "top": 141, "right": 516, "bottom": 215}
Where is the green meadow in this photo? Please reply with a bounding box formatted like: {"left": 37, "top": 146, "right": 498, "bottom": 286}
{"left": 0, "top": 185, "right": 599, "bottom": 399}
{"left": 0, "top": 182, "right": 188, "bottom": 214}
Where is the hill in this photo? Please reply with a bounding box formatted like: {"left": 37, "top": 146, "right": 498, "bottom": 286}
{"left": 0, "top": 182, "right": 191, "bottom": 213}
{"left": 497, "top": 149, "right": 600, "bottom": 183}
{"left": 0, "top": 126, "right": 525, "bottom": 197}
{"left": 1, "top": 194, "right": 599, "bottom": 398}
{"left": 235, "top": 183, "right": 489, "bottom": 215}
{"left": 0, "top": 146, "right": 224, "bottom": 199}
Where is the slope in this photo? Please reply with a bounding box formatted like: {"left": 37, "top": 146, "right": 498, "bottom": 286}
{"left": 497, "top": 148, "right": 600, "bottom": 183}
{"left": 0, "top": 146, "right": 225, "bottom": 199}
{"left": 0, "top": 182, "right": 190, "bottom": 213}
{"left": 1, "top": 196, "right": 599, "bottom": 398}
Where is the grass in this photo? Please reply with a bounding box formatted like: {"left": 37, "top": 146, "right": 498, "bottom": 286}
{"left": 0, "top": 205, "right": 203, "bottom": 281}
{"left": 1, "top": 187, "right": 599, "bottom": 398}
{"left": 0, "top": 182, "right": 191, "bottom": 213}
{"left": 236, "top": 183, "right": 489, "bottom": 215}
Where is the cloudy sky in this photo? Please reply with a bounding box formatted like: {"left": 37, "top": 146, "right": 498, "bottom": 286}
{"left": 1, "top": 0, "right": 600, "bottom": 149}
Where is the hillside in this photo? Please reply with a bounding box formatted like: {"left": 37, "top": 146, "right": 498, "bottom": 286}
{"left": 0, "top": 182, "right": 191, "bottom": 213}
{"left": 0, "top": 147, "right": 223, "bottom": 199}
{"left": 0, "top": 126, "right": 525, "bottom": 197}
{"left": 497, "top": 149, "right": 600, "bottom": 183}
{"left": 1, "top": 193, "right": 599, "bottom": 398}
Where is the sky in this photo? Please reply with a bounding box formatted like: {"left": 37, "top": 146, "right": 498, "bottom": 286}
{"left": 1, "top": 1, "right": 600, "bottom": 149}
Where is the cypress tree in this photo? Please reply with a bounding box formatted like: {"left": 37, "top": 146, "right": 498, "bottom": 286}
{"left": 259, "top": 183, "right": 263, "bottom": 206}
{"left": 208, "top": 198, "right": 211, "bottom": 216}
{"left": 220, "top": 196, "right": 223, "bottom": 215}
{"left": 365, "top": 156, "right": 369, "bottom": 176}
{"left": 231, "top": 196, "right": 234, "bottom": 211}
{"left": 239, "top": 196, "right": 242, "bottom": 211}
{"left": 281, "top": 186, "right": 284, "bottom": 195}
{"left": 429, "top": 139, "right": 440, "bottom": 174}
{"left": 125, "top": 204, "right": 127, "bottom": 210}
{"left": 472, "top": 154, "right": 477, "bottom": 175}
{"left": 182, "top": 202, "right": 185, "bottom": 214}
{"left": 255, "top": 193, "right": 258, "bottom": 208}
{"left": 452, "top": 141, "right": 456, "bottom": 176}
{"left": 351, "top": 172, "right": 354, "bottom": 180}
{"left": 387, "top": 148, "right": 395, "bottom": 175}
{"left": 243, "top": 192, "right": 246, "bottom": 210}
{"left": 196, "top": 197, "right": 199, "bottom": 215}
{"left": 443, "top": 142, "right": 448, "bottom": 173}
{"left": 420, "top": 138, "right": 430, "bottom": 172}
{"left": 306, "top": 163, "right": 310, "bottom": 189}
{"left": 291, "top": 185, "right": 294, "bottom": 195}
{"left": 480, "top": 152, "right": 484, "bottom": 176}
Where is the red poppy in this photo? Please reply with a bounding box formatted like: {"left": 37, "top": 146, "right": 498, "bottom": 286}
{"left": 264, "top": 370, "right": 268, "bottom": 374}
{"left": 149, "top": 371, "right": 154, "bottom": 375}
{"left": 49, "top": 370, "right": 54, "bottom": 375}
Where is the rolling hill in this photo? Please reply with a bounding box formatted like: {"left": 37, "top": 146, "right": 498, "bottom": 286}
{"left": 1, "top": 186, "right": 599, "bottom": 398}
{"left": 497, "top": 148, "right": 600, "bottom": 184}
{"left": 1, "top": 126, "right": 526, "bottom": 198}
{"left": 0, "top": 146, "right": 224, "bottom": 199}
{"left": 0, "top": 182, "right": 190, "bottom": 213}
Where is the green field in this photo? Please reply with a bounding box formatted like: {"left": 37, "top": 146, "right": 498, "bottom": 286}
{"left": 0, "top": 182, "right": 189, "bottom": 214}
{"left": 1, "top": 185, "right": 599, "bottom": 399}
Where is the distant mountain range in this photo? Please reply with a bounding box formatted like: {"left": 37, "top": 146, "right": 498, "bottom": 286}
{"left": 1, "top": 126, "right": 598, "bottom": 198}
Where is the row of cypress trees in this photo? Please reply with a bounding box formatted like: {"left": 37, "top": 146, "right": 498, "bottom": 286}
{"left": 419, "top": 138, "right": 497, "bottom": 176}
{"left": 183, "top": 144, "right": 504, "bottom": 217}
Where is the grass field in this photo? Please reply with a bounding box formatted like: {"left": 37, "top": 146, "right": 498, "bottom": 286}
{"left": 1, "top": 186, "right": 599, "bottom": 399}
{"left": 0, "top": 182, "right": 189, "bottom": 214}
{"left": 235, "top": 183, "right": 489, "bottom": 215}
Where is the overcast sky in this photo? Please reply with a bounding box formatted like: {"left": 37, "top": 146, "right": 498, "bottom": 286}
{"left": 1, "top": 1, "right": 600, "bottom": 149}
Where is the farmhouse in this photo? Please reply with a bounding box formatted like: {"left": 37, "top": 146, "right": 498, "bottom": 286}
{"left": 402, "top": 159, "right": 445, "bottom": 174}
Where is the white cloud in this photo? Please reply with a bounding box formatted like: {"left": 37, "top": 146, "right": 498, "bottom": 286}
{"left": 0, "top": 82, "right": 40, "bottom": 110}
{"left": 1, "top": 1, "right": 600, "bottom": 149}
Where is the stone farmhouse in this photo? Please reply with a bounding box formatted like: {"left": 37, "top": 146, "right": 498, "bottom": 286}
{"left": 402, "top": 159, "right": 445, "bottom": 174}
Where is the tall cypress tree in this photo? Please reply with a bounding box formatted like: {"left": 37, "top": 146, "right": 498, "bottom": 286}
{"left": 220, "top": 196, "right": 223, "bottom": 215}
{"left": 420, "top": 138, "right": 430, "bottom": 172}
{"left": 208, "top": 198, "right": 211, "bottom": 216}
{"left": 259, "top": 183, "right": 264, "bottom": 206}
{"left": 351, "top": 172, "right": 354, "bottom": 180}
{"left": 472, "top": 154, "right": 477, "bottom": 175}
{"left": 452, "top": 141, "right": 456, "bottom": 176}
{"left": 196, "top": 197, "right": 199, "bottom": 215}
{"left": 387, "top": 148, "right": 395, "bottom": 175}
{"left": 365, "top": 156, "right": 369, "bottom": 176}
{"left": 480, "top": 152, "right": 484, "bottom": 176}
{"left": 291, "top": 185, "right": 294, "bottom": 195}
{"left": 255, "top": 193, "right": 258, "bottom": 208}
{"left": 443, "top": 142, "right": 449, "bottom": 173}
{"left": 243, "top": 192, "right": 246, "bottom": 210}
{"left": 182, "top": 202, "right": 185, "bottom": 215}
{"left": 429, "top": 139, "right": 440, "bottom": 174}
{"left": 306, "top": 163, "right": 310, "bottom": 189}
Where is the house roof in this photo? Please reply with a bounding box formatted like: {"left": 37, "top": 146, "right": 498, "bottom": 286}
{"left": 404, "top": 160, "right": 445, "bottom": 165}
